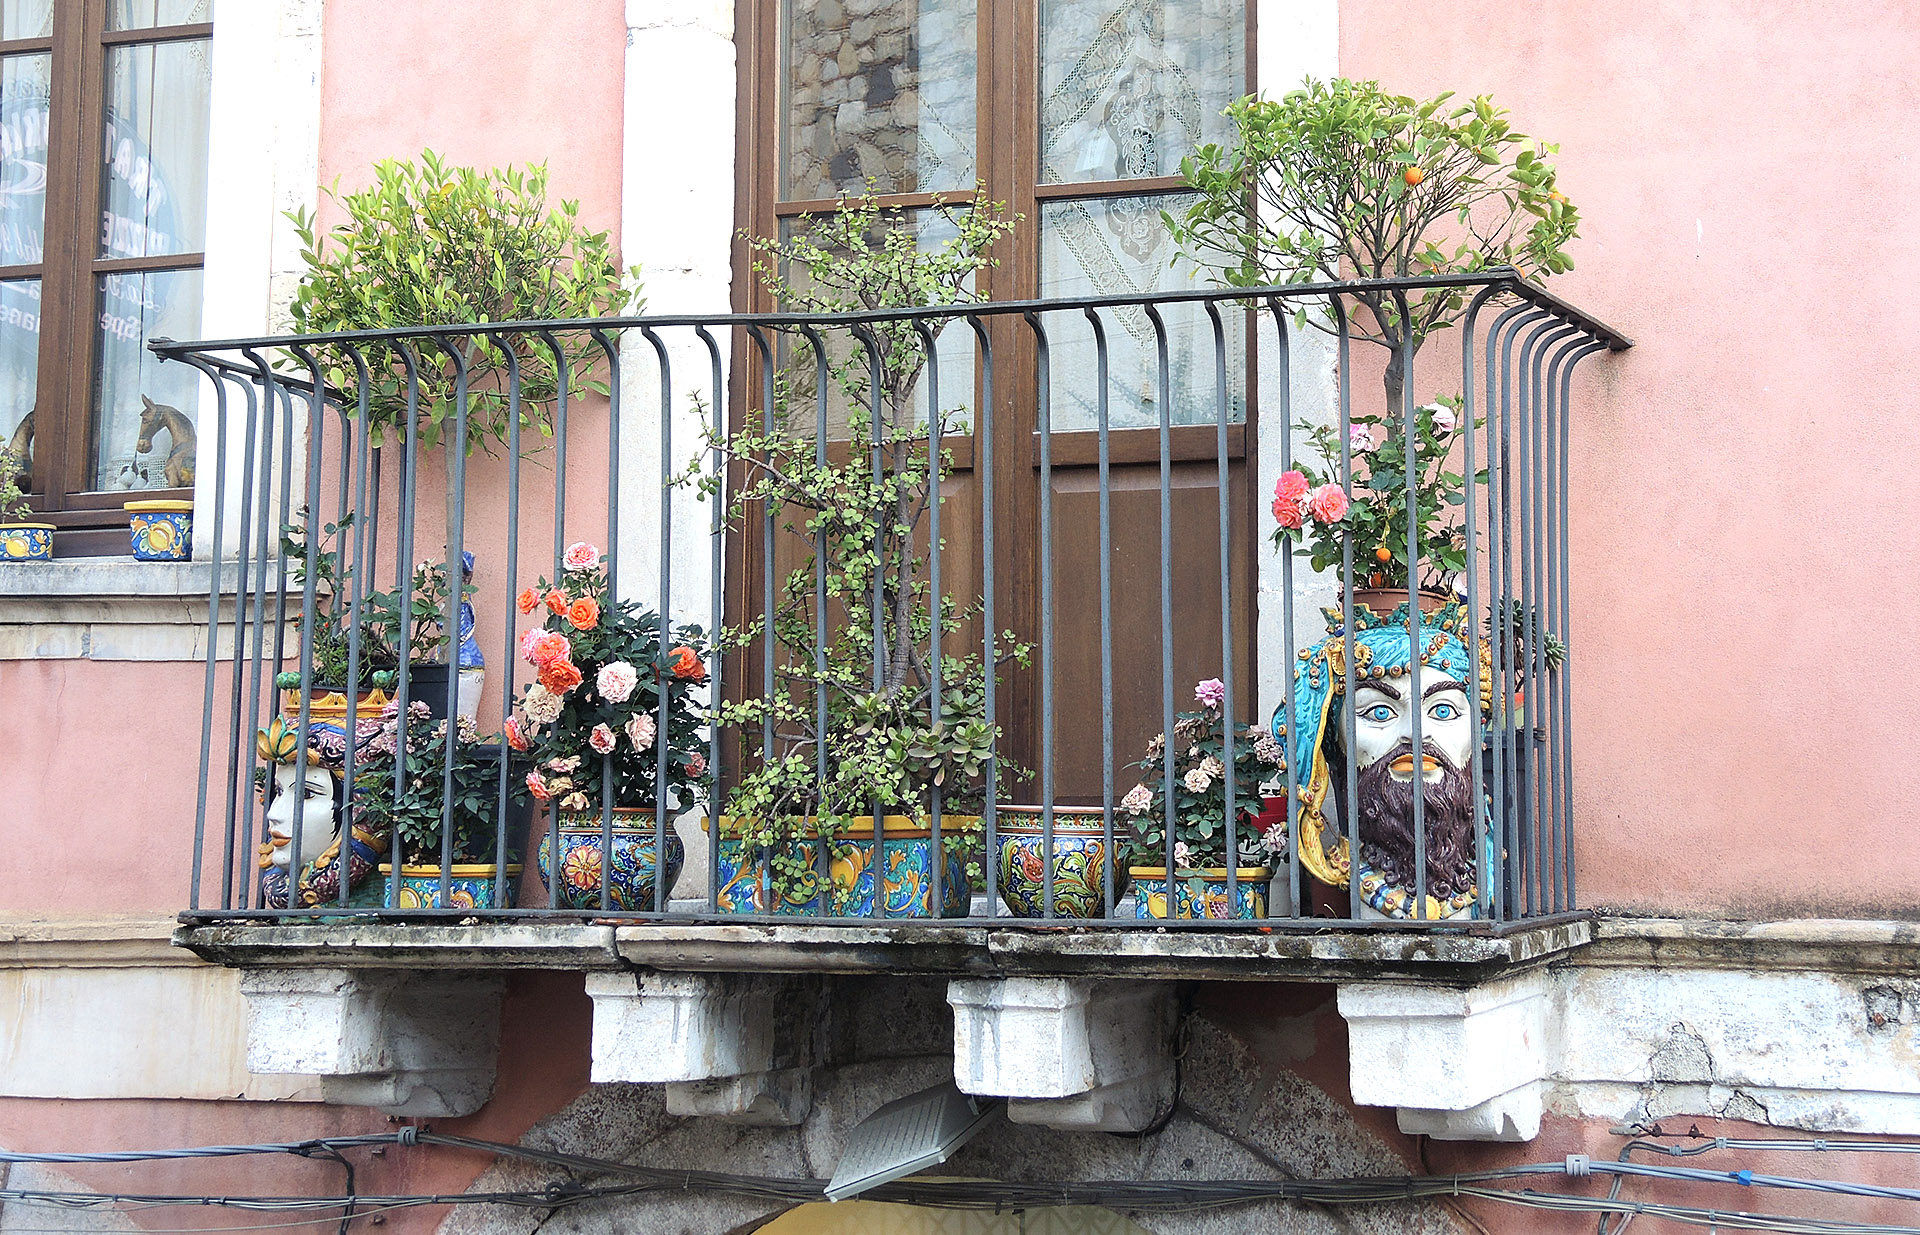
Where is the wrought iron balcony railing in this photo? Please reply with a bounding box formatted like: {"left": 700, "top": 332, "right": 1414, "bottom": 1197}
{"left": 155, "top": 272, "right": 1628, "bottom": 934}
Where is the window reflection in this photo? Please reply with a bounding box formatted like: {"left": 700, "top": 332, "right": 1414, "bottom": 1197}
{"left": 91, "top": 267, "right": 200, "bottom": 492}
{"left": 99, "top": 40, "right": 212, "bottom": 259}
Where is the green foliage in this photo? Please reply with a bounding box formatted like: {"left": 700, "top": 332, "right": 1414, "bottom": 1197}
{"left": 508, "top": 548, "right": 712, "bottom": 812}
{"left": 1118, "top": 692, "right": 1284, "bottom": 871}
{"left": 0, "top": 450, "right": 30, "bottom": 522}
{"left": 288, "top": 149, "right": 641, "bottom": 455}
{"left": 353, "top": 709, "right": 530, "bottom": 866}
{"left": 686, "top": 186, "right": 1027, "bottom": 908}
{"left": 1278, "top": 396, "right": 1483, "bottom": 590}
{"left": 1491, "top": 597, "right": 1566, "bottom": 683}
{"left": 1166, "top": 78, "right": 1578, "bottom": 406}
{"left": 276, "top": 511, "right": 474, "bottom": 689}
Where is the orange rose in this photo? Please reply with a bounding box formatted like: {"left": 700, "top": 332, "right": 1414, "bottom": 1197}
{"left": 516, "top": 587, "right": 539, "bottom": 615}
{"left": 544, "top": 589, "right": 570, "bottom": 616}
{"left": 567, "top": 596, "right": 600, "bottom": 631}
{"left": 539, "top": 659, "right": 584, "bottom": 693}
{"left": 668, "top": 645, "right": 706, "bottom": 682}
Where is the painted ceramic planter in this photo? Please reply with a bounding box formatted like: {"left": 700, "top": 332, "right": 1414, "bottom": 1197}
{"left": 0, "top": 523, "right": 53, "bottom": 562}
{"left": 124, "top": 499, "right": 193, "bottom": 561}
{"left": 1348, "top": 588, "right": 1452, "bottom": 620}
{"left": 994, "top": 805, "right": 1120, "bottom": 918}
{"left": 1129, "top": 866, "right": 1272, "bottom": 920}
{"left": 380, "top": 863, "right": 522, "bottom": 910}
{"left": 538, "top": 808, "right": 686, "bottom": 911}
{"left": 709, "top": 815, "right": 975, "bottom": 918}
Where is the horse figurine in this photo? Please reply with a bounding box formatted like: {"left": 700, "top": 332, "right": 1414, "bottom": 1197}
{"left": 136, "top": 396, "right": 196, "bottom": 488}
{"left": 4, "top": 410, "right": 31, "bottom": 491}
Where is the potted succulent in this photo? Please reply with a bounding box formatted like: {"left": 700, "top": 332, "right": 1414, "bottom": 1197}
{"left": 0, "top": 448, "right": 53, "bottom": 563}
{"left": 509, "top": 540, "right": 712, "bottom": 911}
{"left": 351, "top": 703, "right": 532, "bottom": 910}
{"left": 1118, "top": 679, "right": 1289, "bottom": 920}
{"left": 1166, "top": 78, "right": 1577, "bottom": 600}
{"left": 689, "top": 186, "right": 1025, "bottom": 918}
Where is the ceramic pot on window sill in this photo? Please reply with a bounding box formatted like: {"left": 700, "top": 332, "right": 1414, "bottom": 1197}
{"left": 0, "top": 523, "right": 55, "bottom": 562}
{"left": 125, "top": 499, "right": 194, "bottom": 561}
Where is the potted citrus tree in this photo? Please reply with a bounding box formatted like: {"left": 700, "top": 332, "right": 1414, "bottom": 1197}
{"left": 1165, "top": 78, "right": 1577, "bottom": 602}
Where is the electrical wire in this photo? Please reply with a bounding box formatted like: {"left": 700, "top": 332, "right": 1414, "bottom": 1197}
{"left": 0, "top": 1129, "right": 1916, "bottom": 1235}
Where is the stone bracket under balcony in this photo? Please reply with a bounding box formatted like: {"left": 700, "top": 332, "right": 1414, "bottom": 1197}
{"left": 235, "top": 968, "right": 504, "bottom": 1118}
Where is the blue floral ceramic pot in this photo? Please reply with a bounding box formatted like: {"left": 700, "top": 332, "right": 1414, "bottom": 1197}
{"left": 709, "top": 816, "right": 974, "bottom": 918}
{"left": 1129, "top": 866, "right": 1272, "bottom": 920}
{"left": 538, "top": 809, "right": 685, "bottom": 910}
{"left": 125, "top": 500, "right": 193, "bottom": 561}
{"left": 0, "top": 523, "right": 53, "bottom": 562}
{"left": 381, "top": 863, "right": 521, "bottom": 909}
{"left": 994, "top": 805, "right": 1120, "bottom": 918}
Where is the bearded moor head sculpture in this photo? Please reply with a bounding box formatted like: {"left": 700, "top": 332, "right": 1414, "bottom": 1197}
{"left": 1274, "top": 599, "right": 1492, "bottom": 920}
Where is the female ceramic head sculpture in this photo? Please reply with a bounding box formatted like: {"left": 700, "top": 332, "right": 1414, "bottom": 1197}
{"left": 255, "top": 713, "right": 388, "bottom": 909}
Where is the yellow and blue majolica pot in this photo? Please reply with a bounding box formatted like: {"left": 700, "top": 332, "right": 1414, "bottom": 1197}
{"left": 379, "top": 863, "right": 522, "bottom": 910}
{"left": 0, "top": 523, "right": 54, "bottom": 562}
{"left": 708, "top": 814, "right": 974, "bottom": 918}
{"left": 538, "top": 807, "right": 685, "bottom": 911}
{"left": 1129, "top": 866, "right": 1272, "bottom": 920}
{"left": 125, "top": 499, "right": 193, "bottom": 561}
{"left": 994, "top": 804, "right": 1122, "bottom": 918}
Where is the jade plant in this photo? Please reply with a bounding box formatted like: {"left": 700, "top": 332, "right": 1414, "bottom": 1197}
{"left": 1166, "top": 78, "right": 1575, "bottom": 590}
{"left": 684, "top": 186, "right": 1029, "bottom": 909}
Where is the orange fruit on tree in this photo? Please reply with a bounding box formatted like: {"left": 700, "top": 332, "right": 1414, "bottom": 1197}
{"left": 1403, "top": 167, "right": 1425, "bottom": 186}
{"left": 1374, "top": 546, "right": 1392, "bottom": 563}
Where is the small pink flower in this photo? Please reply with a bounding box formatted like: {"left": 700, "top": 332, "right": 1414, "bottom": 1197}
{"left": 625, "top": 713, "right": 656, "bottom": 752}
{"left": 1307, "top": 484, "right": 1350, "bottom": 524}
{"left": 526, "top": 771, "right": 552, "bottom": 801}
{"left": 563, "top": 541, "right": 601, "bottom": 570}
{"left": 1271, "top": 470, "right": 1309, "bottom": 531}
{"left": 588, "top": 723, "right": 616, "bottom": 754}
{"left": 1194, "top": 678, "right": 1225, "bottom": 709}
{"left": 1173, "top": 841, "right": 1192, "bottom": 867}
{"left": 504, "top": 715, "right": 529, "bottom": 752}
{"left": 597, "top": 661, "right": 638, "bottom": 703}
{"left": 1426, "top": 403, "right": 1457, "bottom": 435}
{"left": 687, "top": 751, "right": 707, "bottom": 777}
{"left": 1348, "top": 423, "right": 1374, "bottom": 453}
{"left": 1121, "top": 784, "right": 1152, "bottom": 816}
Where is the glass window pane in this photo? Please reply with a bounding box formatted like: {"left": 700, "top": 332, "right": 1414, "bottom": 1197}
{"left": 0, "top": 52, "right": 50, "bottom": 259}
{"left": 1039, "top": 0, "right": 1244, "bottom": 185}
{"left": 1038, "top": 192, "right": 1244, "bottom": 430}
{"left": 99, "top": 39, "right": 212, "bottom": 259}
{"left": 0, "top": 276, "right": 37, "bottom": 490}
{"left": 0, "top": 2, "right": 52, "bottom": 40}
{"left": 90, "top": 267, "right": 201, "bottom": 492}
{"left": 108, "top": 0, "right": 213, "bottom": 30}
{"left": 779, "top": 0, "right": 977, "bottom": 202}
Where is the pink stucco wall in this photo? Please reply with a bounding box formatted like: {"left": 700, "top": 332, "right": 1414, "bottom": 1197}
{"left": 1341, "top": 0, "right": 1920, "bottom": 917}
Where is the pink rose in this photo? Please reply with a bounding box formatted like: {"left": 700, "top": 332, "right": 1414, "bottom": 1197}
{"left": 503, "top": 715, "right": 529, "bottom": 752}
{"left": 588, "top": 723, "right": 616, "bottom": 755}
{"left": 525, "top": 629, "right": 572, "bottom": 668}
{"left": 1194, "top": 678, "right": 1225, "bottom": 709}
{"left": 1348, "top": 423, "right": 1374, "bottom": 453}
{"left": 1307, "top": 484, "right": 1350, "bottom": 524}
{"left": 526, "top": 771, "right": 552, "bottom": 801}
{"left": 563, "top": 541, "right": 601, "bottom": 570}
{"left": 1271, "top": 471, "right": 1309, "bottom": 530}
{"left": 625, "top": 713, "right": 656, "bottom": 752}
{"left": 687, "top": 750, "right": 707, "bottom": 777}
{"left": 596, "top": 661, "right": 638, "bottom": 703}
{"left": 1425, "top": 402, "right": 1457, "bottom": 434}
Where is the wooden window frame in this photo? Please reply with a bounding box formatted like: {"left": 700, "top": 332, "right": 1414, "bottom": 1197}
{"left": 14, "top": 2, "right": 211, "bottom": 556}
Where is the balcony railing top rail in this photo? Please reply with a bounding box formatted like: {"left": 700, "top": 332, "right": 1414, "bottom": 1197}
{"left": 155, "top": 272, "right": 1627, "bottom": 935}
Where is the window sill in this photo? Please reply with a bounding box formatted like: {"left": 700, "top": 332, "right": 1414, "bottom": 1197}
{"left": 0, "top": 558, "right": 287, "bottom": 662}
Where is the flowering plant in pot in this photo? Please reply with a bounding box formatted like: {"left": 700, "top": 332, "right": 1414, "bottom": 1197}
{"left": 351, "top": 703, "right": 532, "bottom": 910}
{"left": 0, "top": 447, "right": 53, "bottom": 563}
{"left": 1119, "top": 679, "right": 1288, "bottom": 919}
{"left": 1271, "top": 396, "right": 1482, "bottom": 606}
{"left": 507, "top": 540, "right": 711, "bottom": 910}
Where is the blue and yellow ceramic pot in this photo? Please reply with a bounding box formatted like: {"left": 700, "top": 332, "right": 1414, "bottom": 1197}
{"left": 708, "top": 815, "right": 975, "bottom": 918}
{"left": 380, "top": 862, "right": 521, "bottom": 910}
{"left": 125, "top": 499, "right": 193, "bottom": 561}
{"left": 1130, "top": 866, "right": 1272, "bottom": 920}
{"left": 0, "top": 523, "right": 53, "bottom": 562}
{"left": 994, "top": 805, "right": 1122, "bottom": 918}
{"left": 538, "top": 808, "right": 685, "bottom": 911}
